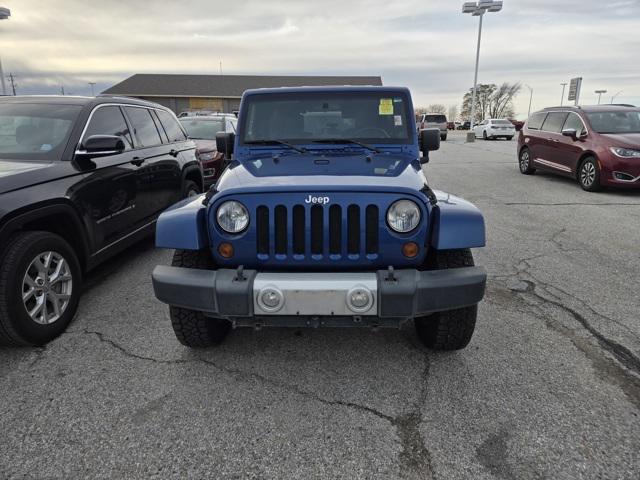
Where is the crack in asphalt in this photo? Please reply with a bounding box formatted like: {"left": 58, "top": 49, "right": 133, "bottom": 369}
{"left": 494, "top": 255, "right": 640, "bottom": 410}
{"left": 67, "top": 327, "right": 436, "bottom": 480}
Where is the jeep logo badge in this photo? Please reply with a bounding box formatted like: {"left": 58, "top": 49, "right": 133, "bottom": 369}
{"left": 304, "top": 195, "right": 330, "bottom": 204}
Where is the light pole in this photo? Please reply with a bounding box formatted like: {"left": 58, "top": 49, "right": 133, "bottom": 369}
{"left": 610, "top": 91, "right": 623, "bottom": 104}
{"left": 88, "top": 82, "right": 96, "bottom": 96}
{"left": 525, "top": 84, "right": 533, "bottom": 118}
{"left": 595, "top": 90, "right": 607, "bottom": 105}
{"left": 560, "top": 82, "right": 567, "bottom": 106}
{"left": 0, "top": 7, "right": 10, "bottom": 96}
{"left": 462, "top": 0, "right": 503, "bottom": 142}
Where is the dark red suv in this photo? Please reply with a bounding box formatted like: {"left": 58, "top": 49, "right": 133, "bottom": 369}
{"left": 517, "top": 105, "right": 640, "bottom": 191}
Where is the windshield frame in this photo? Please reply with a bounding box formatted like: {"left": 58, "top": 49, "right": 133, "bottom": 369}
{"left": 238, "top": 90, "right": 415, "bottom": 148}
{"left": 0, "top": 102, "right": 83, "bottom": 161}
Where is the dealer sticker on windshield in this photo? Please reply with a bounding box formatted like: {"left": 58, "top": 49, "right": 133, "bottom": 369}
{"left": 379, "top": 98, "right": 393, "bottom": 115}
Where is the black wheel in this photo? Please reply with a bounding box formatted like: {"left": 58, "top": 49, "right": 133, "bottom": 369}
{"left": 182, "top": 180, "right": 201, "bottom": 199}
{"left": 578, "top": 157, "right": 603, "bottom": 192}
{"left": 506, "top": 136, "right": 513, "bottom": 141}
{"left": 0, "top": 231, "right": 81, "bottom": 346}
{"left": 414, "top": 249, "right": 478, "bottom": 351}
{"left": 519, "top": 147, "right": 536, "bottom": 175}
{"left": 482, "top": 130, "right": 488, "bottom": 140}
{"left": 168, "top": 249, "right": 231, "bottom": 347}
{"left": 441, "top": 134, "right": 447, "bottom": 141}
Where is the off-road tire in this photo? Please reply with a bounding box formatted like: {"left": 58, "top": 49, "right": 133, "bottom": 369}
{"left": 414, "top": 249, "right": 478, "bottom": 351}
{"left": 182, "top": 180, "right": 201, "bottom": 199}
{"left": 168, "top": 249, "right": 231, "bottom": 347}
{"left": 0, "top": 231, "right": 81, "bottom": 346}
{"left": 578, "top": 156, "right": 603, "bottom": 192}
{"left": 519, "top": 147, "right": 536, "bottom": 175}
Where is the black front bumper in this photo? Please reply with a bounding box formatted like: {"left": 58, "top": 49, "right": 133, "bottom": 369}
{"left": 152, "top": 266, "right": 486, "bottom": 320}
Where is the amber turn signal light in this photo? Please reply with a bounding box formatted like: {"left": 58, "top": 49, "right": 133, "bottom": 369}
{"left": 218, "top": 242, "right": 234, "bottom": 258}
{"left": 402, "top": 242, "right": 419, "bottom": 258}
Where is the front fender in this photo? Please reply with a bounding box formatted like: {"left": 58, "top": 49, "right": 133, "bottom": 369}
{"left": 430, "top": 191, "right": 485, "bottom": 250}
{"left": 155, "top": 196, "right": 209, "bottom": 250}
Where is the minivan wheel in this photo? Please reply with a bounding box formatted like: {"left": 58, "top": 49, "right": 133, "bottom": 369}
{"left": 0, "top": 231, "right": 81, "bottom": 346}
{"left": 483, "top": 131, "right": 488, "bottom": 140}
{"left": 578, "top": 157, "right": 603, "bottom": 192}
{"left": 519, "top": 148, "right": 536, "bottom": 175}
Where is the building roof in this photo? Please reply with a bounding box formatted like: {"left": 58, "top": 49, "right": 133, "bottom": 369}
{"left": 102, "top": 74, "right": 383, "bottom": 98}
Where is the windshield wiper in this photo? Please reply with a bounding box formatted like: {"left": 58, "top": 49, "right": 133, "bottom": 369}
{"left": 244, "top": 140, "right": 307, "bottom": 154}
{"left": 312, "top": 139, "right": 381, "bottom": 153}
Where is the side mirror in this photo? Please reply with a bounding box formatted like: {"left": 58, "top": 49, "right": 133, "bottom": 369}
{"left": 419, "top": 128, "right": 440, "bottom": 164}
{"left": 561, "top": 128, "right": 577, "bottom": 139}
{"left": 216, "top": 132, "right": 235, "bottom": 159}
{"left": 76, "top": 135, "right": 125, "bottom": 158}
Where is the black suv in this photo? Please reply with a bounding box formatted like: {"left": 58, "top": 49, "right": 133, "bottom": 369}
{"left": 0, "top": 96, "right": 203, "bottom": 346}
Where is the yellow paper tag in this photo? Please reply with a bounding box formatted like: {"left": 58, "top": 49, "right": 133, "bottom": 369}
{"left": 379, "top": 98, "right": 393, "bottom": 115}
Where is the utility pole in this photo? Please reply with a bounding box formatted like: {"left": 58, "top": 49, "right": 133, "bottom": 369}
{"left": 60, "top": 85, "right": 65, "bottom": 96}
{"left": 88, "top": 82, "right": 96, "bottom": 96}
{"left": 0, "top": 7, "right": 11, "bottom": 96}
{"left": 7, "top": 72, "right": 16, "bottom": 95}
{"left": 560, "top": 82, "right": 567, "bottom": 106}
{"left": 219, "top": 60, "right": 223, "bottom": 75}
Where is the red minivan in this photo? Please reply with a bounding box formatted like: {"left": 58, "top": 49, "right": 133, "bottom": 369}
{"left": 517, "top": 105, "right": 640, "bottom": 191}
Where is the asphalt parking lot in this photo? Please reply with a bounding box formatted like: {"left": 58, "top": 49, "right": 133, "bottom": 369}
{"left": 1, "top": 130, "right": 639, "bottom": 480}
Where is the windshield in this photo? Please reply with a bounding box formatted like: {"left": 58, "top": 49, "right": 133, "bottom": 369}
{"left": 586, "top": 111, "right": 640, "bottom": 134}
{"left": 424, "top": 115, "right": 446, "bottom": 123}
{"left": 0, "top": 103, "right": 81, "bottom": 160}
{"left": 240, "top": 92, "right": 411, "bottom": 145}
{"left": 179, "top": 118, "right": 225, "bottom": 140}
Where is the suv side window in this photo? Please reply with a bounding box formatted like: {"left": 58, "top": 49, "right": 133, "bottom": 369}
{"left": 156, "top": 109, "right": 188, "bottom": 142}
{"left": 125, "top": 107, "right": 163, "bottom": 147}
{"left": 82, "top": 106, "right": 133, "bottom": 149}
{"left": 527, "top": 112, "right": 547, "bottom": 130}
{"left": 150, "top": 110, "right": 169, "bottom": 143}
{"left": 563, "top": 113, "right": 586, "bottom": 135}
{"left": 541, "top": 112, "right": 568, "bottom": 133}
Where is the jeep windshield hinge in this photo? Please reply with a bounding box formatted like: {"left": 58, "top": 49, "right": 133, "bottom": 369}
{"left": 420, "top": 184, "right": 438, "bottom": 206}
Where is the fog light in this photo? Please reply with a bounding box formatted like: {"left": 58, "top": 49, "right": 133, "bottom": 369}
{"left": 218, "top": 242, "right": 234, "bottom": 258}
{"left": 402, "top": 242, "right": 419, "bottom": 258}
{"left": 346, "top": 285, "right": 373, "bottom": 313}
{"left": 257, "top": 286, "right": 284, "bottom": 312}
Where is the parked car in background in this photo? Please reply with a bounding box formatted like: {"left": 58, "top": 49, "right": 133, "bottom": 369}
{"left": 179, "top": 114, "right": 237, "bottom": 187}
{"left": 0, "top": 96, "right": 203, "bottom": 345}
{"left": 178, "top": 110, "right": 218, "bottom": 118}
{"left": 447, "top": 121, "right": 456, "bottom": 130}
{"left": 518, "top": 105, "right": 640, "bottom": 191}
{"left": 473, "top": 119, "right": 516, "bottom": 140}
{"left": 457, "top": 121, "right": 471, "bottom": 130}
{"left": 416, "top": 113, "right": 448, "bottom": 140}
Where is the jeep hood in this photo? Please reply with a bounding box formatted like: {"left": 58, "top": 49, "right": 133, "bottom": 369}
{"left": 216, "top": 153, "right": 426, "bottom": 193}
{"left": 0, "top": 159, "right": 56, "bottom": 194}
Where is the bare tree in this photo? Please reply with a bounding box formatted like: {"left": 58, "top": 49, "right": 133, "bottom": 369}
{"left": 461, "top": 82, "right": 521, "bottom": 121}
{"left": 426, "top": 104, "right": 447, "bottom": 115}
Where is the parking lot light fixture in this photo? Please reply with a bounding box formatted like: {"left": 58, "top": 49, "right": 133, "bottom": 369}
{"left": 525, "top": 84, "right": 533, "bottom": 118}
{"left": 0, "top": 7, "right": 10, "bottom": 96}
{"left": 462, "top": 1, "right": 503, "bottom": 142}
{"left": 560, "top": 83, "right": 568, "bottom": 106}
{"left": 595, "top": 90, "right": 607, "bottom": 105}
{"left": 610, "top": 91, "right": 623, "bottom": 104}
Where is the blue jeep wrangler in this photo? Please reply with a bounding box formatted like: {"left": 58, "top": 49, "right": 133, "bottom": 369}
{"left": 151, "top": 86, "right": 486, "bottom": 350}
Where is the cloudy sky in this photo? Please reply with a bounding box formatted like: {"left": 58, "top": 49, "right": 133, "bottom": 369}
{"left": 1, "top": 0, "right": 639, "bottom": 118}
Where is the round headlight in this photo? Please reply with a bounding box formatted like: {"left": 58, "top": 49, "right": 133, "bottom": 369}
{"left": 217, "top": 201, "right": 249, "bottom": 233}
{"left": 387, "top": 200, "right": 421, "bottom": 233}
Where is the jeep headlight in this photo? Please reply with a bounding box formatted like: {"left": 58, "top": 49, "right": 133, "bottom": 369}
{"left": 217, "top": 201, "right": 249, "bottom": 233}
{"left": 387, "top": 200, "right": 421, "bottom": 233}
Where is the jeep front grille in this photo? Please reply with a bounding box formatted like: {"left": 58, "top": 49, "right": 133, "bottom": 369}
{"left": 256, "top": 204, "right": 379, "bottom": 259}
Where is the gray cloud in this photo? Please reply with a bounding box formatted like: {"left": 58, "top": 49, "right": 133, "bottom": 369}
{"left": 1, "top": 0, "right": 638, "bottom": 117}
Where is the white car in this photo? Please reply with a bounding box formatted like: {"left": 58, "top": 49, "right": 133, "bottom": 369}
{"left": 473, "top": 119, "right": 516, "bottom": 140}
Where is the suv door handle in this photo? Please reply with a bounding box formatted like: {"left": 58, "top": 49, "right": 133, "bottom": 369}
{"left": 130, "top": 156, "right": 145, "bottom": 166}
{"left": 169, "top": 149, "right": 179, "bottom": 158}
